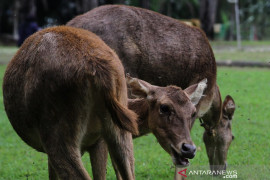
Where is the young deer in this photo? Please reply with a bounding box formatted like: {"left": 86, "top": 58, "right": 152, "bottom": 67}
{"left": 91, "top": 75, "right": 208, "bottom": 180}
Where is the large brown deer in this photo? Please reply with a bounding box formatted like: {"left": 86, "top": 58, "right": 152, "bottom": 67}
{"left": 3, "top": 26, "right": 139, "bottom": 180}
{"left": 67, "top": 4, "right": 235, "bottom": 174}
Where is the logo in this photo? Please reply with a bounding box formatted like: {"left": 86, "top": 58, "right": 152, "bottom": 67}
{"left": 178, "top": 168, "right": 238, "bottom": 178}
{"left": 178, "top": 168, "right": 187, "bottom": 177}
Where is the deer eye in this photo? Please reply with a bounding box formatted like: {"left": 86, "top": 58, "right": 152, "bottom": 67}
{"left": 160, "top": 104, "right": 171, "bottom": 115}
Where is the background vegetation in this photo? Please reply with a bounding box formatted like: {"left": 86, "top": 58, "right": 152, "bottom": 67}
{"left": 1, "top": 0, "right": 270, "bottom": 45}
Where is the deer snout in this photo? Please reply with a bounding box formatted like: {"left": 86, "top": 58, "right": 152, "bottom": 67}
{"left": 181, "top": 143, "right": 196, "bottom": 159}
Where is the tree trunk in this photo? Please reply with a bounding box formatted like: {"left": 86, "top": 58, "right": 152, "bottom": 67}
{"left": 186, "top": 1, "right": 195, "bottom": 18}
{"left": 199, "top": 0, "right": 218, "bottom": 40}
{"left": 112, "top": 0, "right": 125, "bottom": 4}
{"left": 229, "top": 5, "right": 235, "bottom": 40}
{"left": 41, "top": 0, "right": 48, "bottom": 11}
{"left": 0, "top": 3, "right": 3, "bottom": 33}
{"left": 19, "top": 0, "right": 37, "bottom": 21}
{"left": 75, "top": 0, "right": 82, "bottom": 13}
{"left": 76, "top": 0, "right": 98, "bottom": 14}
{"left": 167, "top": 0, "right": 172, "bottom": 17}
{"left": 13, "top": 0, "right": 20, "bottom": 40}
{"left": 140, "top": 0, "right": 150, "bottom": 9}
{"left": 82, "top": 0, "right": 98, "bottom": 12}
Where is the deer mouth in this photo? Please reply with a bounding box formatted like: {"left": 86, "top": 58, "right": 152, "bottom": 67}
{"left": 171, "top": 145, "right": 189, "bottom": 166}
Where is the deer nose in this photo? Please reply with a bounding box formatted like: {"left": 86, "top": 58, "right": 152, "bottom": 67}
{"left": 181, "top": 143, "right": 196, "bottom": 159}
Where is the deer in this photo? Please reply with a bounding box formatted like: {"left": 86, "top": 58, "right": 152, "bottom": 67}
{"left": 67, "top": 4, "right": 236, "bottom": 175}
{"left": 92, "top": 74, "right": 208, "bottom": 180}
{"left": 3, "top": 26, "right": 139, "bottom": 180}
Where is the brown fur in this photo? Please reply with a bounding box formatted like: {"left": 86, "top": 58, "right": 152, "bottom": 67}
{"left": 203, "top": 94, "right": 235, "bottom": 172}
{"left": 67, "top": 5, "right": 216, "bottom": 91}
{"left": 3, "top": 26, "right": 138, "bottom": 179}
{"left": 67, "top": 4, "right": 235, "bottom": 175}
{"left": 89, "top": 76, "right": 207, "bottom": 180}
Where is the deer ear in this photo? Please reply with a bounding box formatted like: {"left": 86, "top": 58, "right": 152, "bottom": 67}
{"left": 223, "top": 95, "right": 235, "bottom": 120}
{"left": 184, "top": 78, "right": 207, "bottom": 105}
{"left": 126, "top": 74, "right": 152, "bottom": 98}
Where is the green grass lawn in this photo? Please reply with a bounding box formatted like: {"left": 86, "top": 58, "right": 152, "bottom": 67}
{"left": 210, "top": 41, "right": 270, "bottom": 62}
{"left": 210, "top": 40, "right": 270, "bottom": 47}
{"left": 214, "top": 51, "right": 270, "bottom": 62}
{"left": 0, "top": 46, "right": 18, "bottom": 65}
{"left": 0, "top": 65, "right": 270, "bottom": 179}
{"left": 1, "top": 42, "right": 270, "bottom": 65}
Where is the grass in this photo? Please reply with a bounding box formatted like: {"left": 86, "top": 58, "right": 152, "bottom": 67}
{"left": 0, "top": 43, "right": 270, "bottom": 179}
{"left": 0, "top": 66, "right": 270, "bottom": 179}
{"left": 214, "top": 51, "right": 270, "bottom": 62}
{"left": 0, "top": 46, "right": 18, "bottom": 64}
{"left": 210, "top": 40, "right": 270, "bottom": 47}
{"left": 210, "top": 41, "right": 270, "bottom": 62}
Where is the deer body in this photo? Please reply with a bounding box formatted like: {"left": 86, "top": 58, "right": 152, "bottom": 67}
{"left": 67, "top": 4, "right": 217, "bottom": 124}
{"left": 3, "top": 26, "right": 138, "bottom": 180}
{"left": 67, "top": 5, "right": 235, "bottom": 175}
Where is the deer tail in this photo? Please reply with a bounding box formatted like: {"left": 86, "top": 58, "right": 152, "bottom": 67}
{"left": 105, "top": 94, "right": 139, "bottom": 136}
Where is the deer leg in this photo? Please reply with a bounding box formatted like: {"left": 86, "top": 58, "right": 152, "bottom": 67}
{"left": 111, "top": 158, "right": 123, "bottom": 180}
{"left": 88, "top": 139, "right": 108, "bottom": 180}
{"left": 104, "top": 127, "right": 135, "bottom": 180}
{"left": 48, "top": 159, "right": 58, "bottom": 180}
{"left": 46, "top": 145, "right": 91, "bottom": 180}
{"left": 200, "top": 84, "right": 222, "bottom": 166}
{"left": 40, "top": 131, "right": 91, "bottom": 180}
{"left": 200, "top": 84, "right": 222, "bottom": 132}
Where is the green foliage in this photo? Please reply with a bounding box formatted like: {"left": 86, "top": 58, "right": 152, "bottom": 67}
{"left": 240, "top": 0, "right": 270, "bottom": 39}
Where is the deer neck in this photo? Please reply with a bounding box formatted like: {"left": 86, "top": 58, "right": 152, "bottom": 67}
{"left": 128, "top": 98, "right": 150, "bottom": 138}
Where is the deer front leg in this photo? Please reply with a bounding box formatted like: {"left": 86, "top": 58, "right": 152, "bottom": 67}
{"left": 200, "top": 84, "right": 223, "bottom": 171}
{"left": 88, "top": 139, "right": 108, "bottom": 180}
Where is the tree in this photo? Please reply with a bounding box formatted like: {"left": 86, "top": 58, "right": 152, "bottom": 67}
{"left": 100, "top": 0, "right": 126, "bottom": 5}
{"left": 158, "top": 0, "right": 198, "bottom": 20}
{"left": 241, "top": 0, "right": 270, "bottom": 40}
{"left": 199, "top": 0, "right": 218, "bottom": 40}
{"left": 76, "top": 0, "right": 98, "bottom": 14}
{"left": 140, "top": 0, "right": 150, "bottom": 9}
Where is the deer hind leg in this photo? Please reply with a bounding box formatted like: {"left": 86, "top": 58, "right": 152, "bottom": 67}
{"left": 88, "top": 138, "right": 108, "bottom": 180}
{"left": 112, "top": 158, "right": 123, "bottom": 180}
{"left": 40, "top": 132, "right": 91, "bottom": 180}
{"left": 48, "top": 159, "right": 58, "bottom": 180}
{"left": 46, "top": 144, "right": 91, "bottom": 180}
{"left": 103, "top": 124, "right": 135, "bottom": 180}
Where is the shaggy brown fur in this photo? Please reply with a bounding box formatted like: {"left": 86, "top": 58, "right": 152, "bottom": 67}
{"left": 3, "top": 26, "right": 138, "bottom": 179}
{"left": 67, "top": 4, "right": 235, "bottom": 174}
{"left": 67, "top": 5, "right": 216, "bottom": 91}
